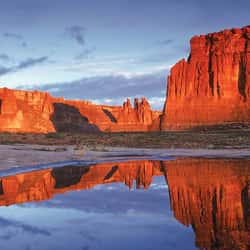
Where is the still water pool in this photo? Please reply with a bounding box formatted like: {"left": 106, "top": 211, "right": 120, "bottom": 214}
{"left": 0, "top": 158, "right": 249, "bottom": 250}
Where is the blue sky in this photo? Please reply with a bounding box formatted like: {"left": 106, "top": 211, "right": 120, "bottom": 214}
{"left": 0, "top": 0, "right": 249, "bottom": 109}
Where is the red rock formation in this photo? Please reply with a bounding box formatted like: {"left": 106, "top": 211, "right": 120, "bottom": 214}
{"left": 161, "top": 25, "right": 250, "bottom": 130}
{"left": 0, "top": 87, "right": 55, "bottom": 133}
{"left": 107, "top": 97, "right": 161, "bottom": 132}
{"left": 0, "top": 87, "right": 161, "bottom": 133}
{"left": 162, "top": 158, "right": 250, "bottom": 249}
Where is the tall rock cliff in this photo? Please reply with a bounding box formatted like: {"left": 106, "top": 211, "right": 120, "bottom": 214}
{"left": 0, "top": 88, "right": 161, "bottom": 133}
{"left": 161, "top": 25, "right": 250, "bottom": 130}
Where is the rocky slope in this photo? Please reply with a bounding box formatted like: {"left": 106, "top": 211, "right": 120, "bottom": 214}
{"left": 161, "top": 25, "right": 250, "bottom": 130}
{"left": 0, "top": 87, "right": 161, "bottom": 133}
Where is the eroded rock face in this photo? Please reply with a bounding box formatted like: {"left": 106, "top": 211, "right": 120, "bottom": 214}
{"left": 0, "top": 88, "right": 55, "bottom": 133}
{"left": 106, "top": 97, "right": 161, "bottom": 132}
{"left": 161, "top": 25, "right": 250, "bottom": 130}
{"left": 0, "top": 88, "right": 161, "bottom": 132}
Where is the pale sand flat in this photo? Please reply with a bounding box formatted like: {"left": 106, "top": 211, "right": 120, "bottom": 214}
{"left": 0, "top": 144, "right": 250, "bottom": 173}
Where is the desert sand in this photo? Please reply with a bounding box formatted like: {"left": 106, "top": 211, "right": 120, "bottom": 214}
{"left": 0, "top": 144, "right": 250, "bottom": 175}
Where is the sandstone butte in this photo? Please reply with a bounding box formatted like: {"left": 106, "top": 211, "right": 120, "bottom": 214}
{"left": 161, "top": 25, "right": 250, "bottom": 130}
{"left": 0, "top": 87, "right": 161, "bottom": 133}
{"left": 0, "top": 159, "right": 248, "bottom": 249}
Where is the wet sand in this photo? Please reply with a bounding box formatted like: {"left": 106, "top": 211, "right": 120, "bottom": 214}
{"left": 0, "top": 144, "right": 250, "bottom": 173}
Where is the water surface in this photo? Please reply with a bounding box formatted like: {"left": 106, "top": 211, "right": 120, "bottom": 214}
{"left": 0, "top": 158, "right": 249, "bottom": 250}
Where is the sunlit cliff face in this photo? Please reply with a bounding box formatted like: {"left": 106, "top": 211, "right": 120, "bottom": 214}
{"left": 161, "top": 26, "right": 250, "bottom": 130}
{"left": 0, "top": 158, "right": 249, "bottom": 249}
{"left": 0, "top": 88, "right": 161, "bottom": 133}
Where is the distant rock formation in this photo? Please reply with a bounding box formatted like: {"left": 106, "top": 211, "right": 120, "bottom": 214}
{"left": 0, "top": 87, "right": 161, "bottom": 133}
{"left": 107, "top": 97, "right": 161, "bottom": 131}
{"left": 161, "top": 25, "right": 250, "bottom": 130}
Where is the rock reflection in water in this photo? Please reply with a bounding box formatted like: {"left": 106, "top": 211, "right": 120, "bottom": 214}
{"left": 162, "top": 159, "right": 250, "bottom": 250}
{"left": 0, "top": 158, "right": 249, "bottom": 250}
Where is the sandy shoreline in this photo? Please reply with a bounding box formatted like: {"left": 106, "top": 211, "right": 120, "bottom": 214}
{"left": 0, "top": 144, "right": 250, "bottom": 174}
